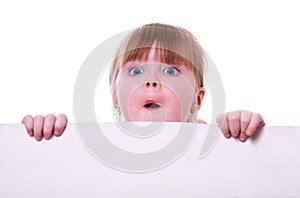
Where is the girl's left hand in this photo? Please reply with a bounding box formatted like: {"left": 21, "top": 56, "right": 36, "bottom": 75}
{"left": 216, "top": 110, "right": 265, "bottom": 142}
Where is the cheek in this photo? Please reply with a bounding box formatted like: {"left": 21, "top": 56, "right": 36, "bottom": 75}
{"left": 164, "top": 83, "right": 195, "bottom": 121}
{"left": 161, "top": 76, "right": 196, "bottom": 111}
{"left": 115, "top": 75, "right": 143, "bottom": 120}
{"left": 162, "top": 91, "right": 182, "bottom": 121}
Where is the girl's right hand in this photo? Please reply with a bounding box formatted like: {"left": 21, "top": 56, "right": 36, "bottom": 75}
{"left": 21, "top": 114, "right": 68, "bottom": 141}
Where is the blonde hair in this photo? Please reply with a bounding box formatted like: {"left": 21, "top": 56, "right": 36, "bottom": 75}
{"left": 109, "top": 23, "right": 206, "bottom": 122}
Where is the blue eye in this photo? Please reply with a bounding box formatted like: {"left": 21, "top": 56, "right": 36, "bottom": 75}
{"left": 163, "top": 67, "right": 180, "bottom": 76}
{"left": 129, "top": 67, "right": 144, "bottom": 76}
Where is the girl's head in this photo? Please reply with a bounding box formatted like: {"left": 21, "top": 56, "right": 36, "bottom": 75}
{"left": 109, "top": 23, "right": 206, "bottom": 122}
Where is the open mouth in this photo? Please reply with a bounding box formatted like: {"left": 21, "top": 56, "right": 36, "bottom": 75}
{"left": 144, "top": 100, "right": 161, "bottom": 109}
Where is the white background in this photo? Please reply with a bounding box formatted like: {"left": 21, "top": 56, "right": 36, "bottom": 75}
{"left": 0, "top": 0, "right": 299, "bottom": 125}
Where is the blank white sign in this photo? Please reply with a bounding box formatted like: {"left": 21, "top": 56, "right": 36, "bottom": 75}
{"left": 1, "top": 123, "right": 299, "bottom": 197}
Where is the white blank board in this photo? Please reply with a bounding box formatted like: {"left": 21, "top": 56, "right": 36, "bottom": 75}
{"left": 1, "top": 123, "right": 300, "bottom": 197}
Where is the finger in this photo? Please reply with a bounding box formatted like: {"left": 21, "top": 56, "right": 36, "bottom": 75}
{"left": 238, "top": 132, "right": 248, "bottom": 142}
{"left": 240, "top": 111, "right": 251, "bottom": 133}
{"left": 228, "top": 111, "right": 241, "bottom": 138}
{"left": 54, "top": 114, "right": 67, "bottom": 137}
{"left": 245, "top": 113, "right": 265, "bottom": 137}
{"left": 259, "top": 117, "right": 266, "bottom": 126}
{"left": 43, "top": 114, "right": 56, "bottom": 140}
{"left": 33, "top": 115, "right": 44, "bottom": 141}
{"left": 197, "top": 119, "right": 207, "bottom": 124}
{"left": 216, "top": 113, "right": 231, "bottom": 138}
{"left": 22, "top": 115, "right": 34, "bottom": 136}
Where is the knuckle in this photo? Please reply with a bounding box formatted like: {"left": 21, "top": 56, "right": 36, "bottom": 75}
{"left": 45, "top": 114, "right": 55, "bottom": 119}
{"left": 228, "top": 114, "right": 239, "bottom": 122}
{"left": 34, "top": 114, "right": 44, "bottom": 120}
{"left": 23, "top": 114, "right": 33, "bottom": 120}
{"left": 58, "top": 113, "right": 67, "bottom": 120}
{"left": 240, "top": 117, "right": 249, "bottom": 125}
{"left": 253, "top": 112, "right": 260, "bottom": 119}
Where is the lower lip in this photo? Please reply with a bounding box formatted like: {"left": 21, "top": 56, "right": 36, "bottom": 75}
{"left": 144, "top": 107, "right": 161, "bottom": 110}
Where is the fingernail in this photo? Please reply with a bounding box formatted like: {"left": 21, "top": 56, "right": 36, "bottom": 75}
{"left": 35, "top": 136, "right": 42, "bottom": 141}
{"left": 54, "top": 130, "right": 59, "bottom": 136}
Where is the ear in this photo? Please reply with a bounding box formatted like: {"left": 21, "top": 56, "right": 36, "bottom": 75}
{"left": 196, "top": 87, "right": 205, "bottom": 110}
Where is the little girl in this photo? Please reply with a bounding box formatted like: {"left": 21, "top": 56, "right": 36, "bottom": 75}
{"left": 22, "top": 23, "right": 265, "bottom": 142}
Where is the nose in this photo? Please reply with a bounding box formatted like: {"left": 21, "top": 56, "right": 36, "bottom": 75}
{"left": 144, "top": 81, "right": 161, "bottom": 90}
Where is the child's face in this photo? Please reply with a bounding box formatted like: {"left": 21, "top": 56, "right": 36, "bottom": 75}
{"left": 114, "top": 48, "right": 203, "bottom": 122}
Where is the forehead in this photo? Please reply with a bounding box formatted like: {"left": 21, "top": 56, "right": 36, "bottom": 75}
{"left": 121, "top": 46, "right": 194, "bottom": 70}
